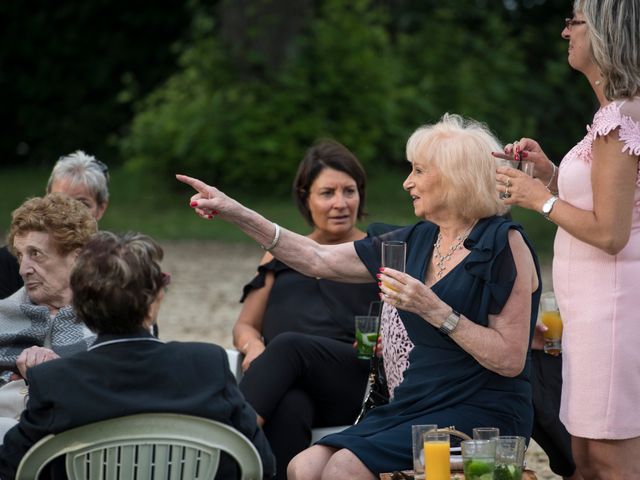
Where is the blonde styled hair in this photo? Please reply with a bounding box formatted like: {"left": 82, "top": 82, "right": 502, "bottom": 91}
{"left": 8, "top": 193, "right": 98, "bottom": 257}
{"left": 406, "top": 113, "right": 507, "bottom": 221}
{"left": 576, "top": 0, "right": 640, "bottom": 99}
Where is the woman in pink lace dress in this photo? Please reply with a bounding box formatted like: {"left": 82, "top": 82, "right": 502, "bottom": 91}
{"left": 494, "top": 1, "right": 640, "bottom": 477}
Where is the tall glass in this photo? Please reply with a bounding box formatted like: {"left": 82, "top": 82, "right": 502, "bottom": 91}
{"left": 382, "top": 241, "right": 406, "bottom": 271}
{"left": 540, "top": 292, "right": 562, "bottom": 356}
{"left": 423, "top": 431, "right": 450, "bottom": 480}
{"left": 494, "top": 436, "right": 526, "bottom": 480}
{"left": 381, "top": 240, "right": 406, "bottom": 293}
{"left": 411, "top": 424, "right": 437, "bottom": 480}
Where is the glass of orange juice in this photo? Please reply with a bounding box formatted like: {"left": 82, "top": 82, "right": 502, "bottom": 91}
{"left": 423, "top": 430, "right": 450, "bottom": 480}
{"left": 540, "top": 292, "right": 562, "bottom": 356}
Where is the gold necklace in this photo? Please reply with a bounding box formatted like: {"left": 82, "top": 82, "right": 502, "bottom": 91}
{"left": 432, "top": 225, "right": 473, "bottom": 279}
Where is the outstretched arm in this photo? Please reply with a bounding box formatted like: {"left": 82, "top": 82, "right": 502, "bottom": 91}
{"left": 176, "top": 174, "right": 371, "bottom": 282}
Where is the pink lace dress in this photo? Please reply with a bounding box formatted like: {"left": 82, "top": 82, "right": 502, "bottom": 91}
{"left": 554, "top": 97, "right": 640, "bottom": 439}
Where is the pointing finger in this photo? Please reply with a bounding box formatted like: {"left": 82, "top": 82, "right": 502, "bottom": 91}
{"left": 176, "top": 174, "right": 210, "bottom": 194}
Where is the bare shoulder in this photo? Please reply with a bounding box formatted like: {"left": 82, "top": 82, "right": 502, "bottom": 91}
{"left": 258, "top": 251, "right": 274, "bottom": 266}
{"left": 507, "top": 229, "right": 538, "bottom": 290}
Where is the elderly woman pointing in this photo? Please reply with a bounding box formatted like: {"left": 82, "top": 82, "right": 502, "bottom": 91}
{"left": 178, "top": 114, "right": 541, "bottom": 478}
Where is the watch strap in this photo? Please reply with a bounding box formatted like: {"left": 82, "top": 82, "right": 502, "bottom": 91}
{"left": 439, "top": 310, "right": 460, "bottom": 335}
{"left": 541, "top": 195, "right": 559, "bottom": 220}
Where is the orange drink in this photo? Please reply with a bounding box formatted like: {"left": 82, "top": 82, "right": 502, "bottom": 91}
{"left": 541, "top": 311, "right": 562, "bottom": 339}
{"left": 382, "top": 281, "right": 399, "bottom": 292}
{"left": 540, "top": 292, "right": 562, "bottom": 355}
{"left": 424, "top": 431, "right": 450, "bottom": 480}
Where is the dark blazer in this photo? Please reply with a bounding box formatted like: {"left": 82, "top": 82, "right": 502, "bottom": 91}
{"left": 0, "top": 331, "right": 276, "bottom": 480}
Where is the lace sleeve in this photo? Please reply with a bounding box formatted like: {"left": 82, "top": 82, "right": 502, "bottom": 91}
{"left": 592, "top": 99, "right": 640, "bottom": 156}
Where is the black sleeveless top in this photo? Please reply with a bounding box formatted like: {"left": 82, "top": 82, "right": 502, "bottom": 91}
{"left": 241, "top": 258, "right": 379, "bottom": 345}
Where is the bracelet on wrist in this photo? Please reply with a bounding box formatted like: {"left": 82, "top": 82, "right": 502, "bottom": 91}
{"left": 261, "top": 223, "right": 281, "bottom": 251}
{"left": 545, "top": 162, "right": 558, "bottom": 192}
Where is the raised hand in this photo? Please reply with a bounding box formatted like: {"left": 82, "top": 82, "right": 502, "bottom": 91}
{"left": 492, "top": 137, "right": 556, "bottom": 187}
{"left": 176, "top": 174, "right": 237, "bottom": 220}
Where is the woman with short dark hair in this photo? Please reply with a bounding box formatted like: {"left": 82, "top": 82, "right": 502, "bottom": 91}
{"left": 232, "top": 140, "right": 378, "bottom": 479}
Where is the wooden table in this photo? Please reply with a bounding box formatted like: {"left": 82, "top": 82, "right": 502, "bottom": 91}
{"left": 379, "top": 470, "right": 538, "bottom": 479}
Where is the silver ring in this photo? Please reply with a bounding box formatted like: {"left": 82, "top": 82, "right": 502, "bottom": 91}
{"left": 505, "top": 178, "right": 511, "bottom": 188}
{"left": 504, "top": 186, "right": 511, "bottom": 198}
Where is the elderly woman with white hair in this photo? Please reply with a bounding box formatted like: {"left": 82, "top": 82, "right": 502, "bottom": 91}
{"left": 177, "top": 113, "right": 542, "bottom": 478}
{"left": 0, "top": 150, "right": 109, "bottom": 299}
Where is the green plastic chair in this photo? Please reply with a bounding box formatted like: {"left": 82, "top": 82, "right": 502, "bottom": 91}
{"left": 15, "top": 413, "right": 263, "bottom": 480}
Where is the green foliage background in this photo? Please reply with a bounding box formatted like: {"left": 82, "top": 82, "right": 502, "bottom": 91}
{"left": 0, "top": 0, "right": 590, "bottom": 258}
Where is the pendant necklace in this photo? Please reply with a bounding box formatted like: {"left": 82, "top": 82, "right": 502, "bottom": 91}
{"left": 433, "top": 224, "right": 474, "bottom": 279}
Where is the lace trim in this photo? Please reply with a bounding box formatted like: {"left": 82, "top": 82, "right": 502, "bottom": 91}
{"left": 380, "top": 303, "right": 413, "bottom": 398}
{"left": 565, "top": 101, "right": 640, "bottom": 212}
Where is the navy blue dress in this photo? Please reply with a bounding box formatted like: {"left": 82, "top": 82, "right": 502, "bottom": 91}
{"left": 317, "top": 216, "right": 541, "bottom": 474}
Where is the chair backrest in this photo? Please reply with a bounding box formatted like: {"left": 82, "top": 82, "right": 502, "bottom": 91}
{"left": 15, "top": 413, "right": 263, "bottom": 480}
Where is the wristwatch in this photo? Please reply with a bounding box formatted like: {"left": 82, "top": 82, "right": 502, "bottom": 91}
{"left": 439, "top": 310, "right": 460, "bottom": 336}
{"left": 541, "top": 195, "right": 559, "bottom": 220}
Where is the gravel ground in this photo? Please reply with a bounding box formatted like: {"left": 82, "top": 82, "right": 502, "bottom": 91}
{"left": 157, "top": 240, "right": 561, "bottom": 479}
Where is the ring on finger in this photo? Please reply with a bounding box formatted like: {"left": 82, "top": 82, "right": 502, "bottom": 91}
{"left": 505, "top": 178, "right": 511, "bottom": 188}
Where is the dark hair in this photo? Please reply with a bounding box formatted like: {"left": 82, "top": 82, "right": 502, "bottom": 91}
{"left": 71, "top": 231, "right": 165, "bottom": 334}
{"left": 293, "top": 139, "right": 367, "bottom": 226}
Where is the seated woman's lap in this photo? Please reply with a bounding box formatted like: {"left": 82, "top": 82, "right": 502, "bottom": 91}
{"left": 239, "top": 332, "right": 368, "bottom": 424}
{"left": 319, "top": 403, "right": 521, "bottom": 475}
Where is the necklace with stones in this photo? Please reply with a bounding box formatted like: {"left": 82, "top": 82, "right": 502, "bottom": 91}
{"left": 432, "top": 225, "right": 474, "bottom": 279}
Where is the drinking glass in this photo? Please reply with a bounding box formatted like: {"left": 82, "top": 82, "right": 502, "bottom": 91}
{"left": 496, "top": 158, "right": 535, "bottom": 176}
{"left": 473, "top": 427, "right": 500, "bottom": 440}
{"left": 381, "top": 241, "right": 406, "bottom": 272}
{"left": 354, "top": 315, "right": 380, "bottom": 359}
{"left": 540, "top": 292, "right": 563, "bottom": 356}
{"left": 411, "top": 424, "right": 437, "bottom": 479}
{"left": 423, "top": 431, "right": 450, "bottom": 480}
{"left": 495, "top": 436, "right": 526, "bottom": 480}
{"left": 461, "top": 439, "right": 496, "bottom": 480}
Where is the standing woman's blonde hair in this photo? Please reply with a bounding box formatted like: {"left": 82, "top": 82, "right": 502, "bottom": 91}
{"left": 577, "top": 0, "right": 640, "bottom": 100}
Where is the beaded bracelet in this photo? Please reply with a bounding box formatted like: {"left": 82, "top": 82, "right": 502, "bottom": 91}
{"left": 262, "top": 223, "right": 281, "bottom": 251}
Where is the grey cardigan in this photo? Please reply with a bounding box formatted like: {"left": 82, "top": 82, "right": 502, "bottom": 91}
{"left": 0, "top": 288, "right": 94, "bottom": 369}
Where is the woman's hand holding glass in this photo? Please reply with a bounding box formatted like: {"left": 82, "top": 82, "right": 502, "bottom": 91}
{"left": 492, "top": 137, "right": 556, "bottom": 186}
{"left": 495, "top": 166, "right": 553, "bottom": 211}
{"left": 378, "top": 268, "right": 450, "bottom": 328}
